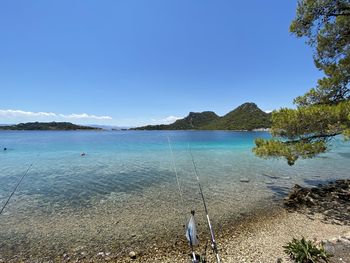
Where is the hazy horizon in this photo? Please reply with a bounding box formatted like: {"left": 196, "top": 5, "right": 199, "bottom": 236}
{"left": 0, "top": 102, "right": 272, "bottom": 127}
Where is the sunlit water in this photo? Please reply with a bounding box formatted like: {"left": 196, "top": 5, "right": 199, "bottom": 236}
{"left": 0, "top": 131, "right": 349, "bottom": 260}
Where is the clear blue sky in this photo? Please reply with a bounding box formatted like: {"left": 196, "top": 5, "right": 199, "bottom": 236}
{"left": 0, "top": 0, "right": 322, "bottom": 126}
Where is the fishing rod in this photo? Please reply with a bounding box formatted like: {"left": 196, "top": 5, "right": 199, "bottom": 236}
{"left": 167, "top": 137, "right": 198, "bottom": 263}
{"left": 189, "top": 146, "right": 221, "bottom": 263}
{"left": 0, "top": 162, "right": 34, "bottom": 215}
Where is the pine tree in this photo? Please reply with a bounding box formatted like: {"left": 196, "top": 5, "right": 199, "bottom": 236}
{"left": 253, "top": 0, "right": 350, "bottom": 165}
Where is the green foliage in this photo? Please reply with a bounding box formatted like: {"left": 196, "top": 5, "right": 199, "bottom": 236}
{"left": 0, "top": 122, "right": 100, "bottom": 130}
{"left": 133, "top": 103, "right": 271, "bottom": 131}
{"left": 253, "top": 138, "right": 327, "bottom": 166}
{"left": 283, "top": 237, "right": 331, "bottom": 263}
{"left": 270, "top": 101, "right": 350, "bottom": 138}
{"left": 254, "top": 101, "right": 350, "bottom": 165}
{"left": 344, "top": 128, "right": 350, "bottom": 140}
{"left": 291, "top": 0, "right": 350, "bottom": 106}
{"left": 254, "top": 0, "right": 350, "bottom": 165}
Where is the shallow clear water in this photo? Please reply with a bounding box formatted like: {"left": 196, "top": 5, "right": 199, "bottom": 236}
{"left": 0, "top": 130, "right": 349, "bottom": 260}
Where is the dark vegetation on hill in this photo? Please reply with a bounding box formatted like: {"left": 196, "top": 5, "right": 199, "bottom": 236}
{"left": 132, "top": 102, "right": 271, "bottom": 131}
{"left": 0, "top": 122, "right": 101, "bottom": 130}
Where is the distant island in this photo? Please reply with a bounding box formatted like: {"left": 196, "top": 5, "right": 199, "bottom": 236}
{"left": 0, "top": 122, "right": 101, "bottom": 131}
{"left": 131, "top": 102, "right": 272, "bottom": 131}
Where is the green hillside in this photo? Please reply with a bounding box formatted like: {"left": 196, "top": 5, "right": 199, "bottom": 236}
{"left": 203, "top": 103, "right": 271, "bottom": 130}
{"left": 134, "top": 111, "right": 219, "bottom": 130}
{"left": 0, "top": 122, "right": 101, "bottom": 130}
{"left": 132, "top": 102, "right": 271, "bottom": 130}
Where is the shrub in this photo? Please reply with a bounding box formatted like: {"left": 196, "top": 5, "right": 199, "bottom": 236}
{"left": 283, "top": 237, "right": 331, "bottom": 263}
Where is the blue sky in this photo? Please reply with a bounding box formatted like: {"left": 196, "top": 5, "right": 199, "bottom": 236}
{"left": 0, "top": 1, "right": 322, "bottom": 126}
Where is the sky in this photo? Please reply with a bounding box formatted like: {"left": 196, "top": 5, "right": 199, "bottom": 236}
{"left": 0, "top": 1, "right": 323, "bottom": 127}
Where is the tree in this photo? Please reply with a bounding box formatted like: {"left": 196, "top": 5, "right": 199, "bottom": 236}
{"left": 253, "top": 0, "right": 350, "bottom": 165}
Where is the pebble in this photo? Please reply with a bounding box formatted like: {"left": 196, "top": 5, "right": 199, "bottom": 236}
{"left": 97, "top": 252, "right": 104, "bottom": 257}
{"left": 72, "top": 246, "right": 85, "bottom": 252}
{"left": 129, "top": 251, "right": 137, "bottom": 259}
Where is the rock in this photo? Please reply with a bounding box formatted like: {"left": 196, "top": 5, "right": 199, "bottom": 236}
{"left": 284, "top": 184, "right": 314, "bottom": 208}
{"left": 324, "top": 241, "right": 336, "bottom": 254}
{"left": 276, "top": 258, "right": 283, "bottom": 263}
{"left": 240, "top": 178, "right": 250, "bottom": 183}
{"left": 129, "top": 251, "right": 137, "bottom": 260}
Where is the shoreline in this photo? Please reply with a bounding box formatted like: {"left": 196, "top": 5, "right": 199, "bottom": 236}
{"left": 1, "top": 200, "right": 349, "bottom": 262}
{"left": 114, "top": 207, "right": 350, "bottom": 263}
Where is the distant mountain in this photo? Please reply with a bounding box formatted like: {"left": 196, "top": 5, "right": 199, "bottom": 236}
{"left": 132, "top": 103, "right": 271, "bottom": 131}
{"left": 134, "top": 111, "right": 220, "bottom": 130}
{"left": 0, "top": 122, "right": 101, "bottom": 130}
{"left": 202, "top": 103, "right": 272, "bottom": 130}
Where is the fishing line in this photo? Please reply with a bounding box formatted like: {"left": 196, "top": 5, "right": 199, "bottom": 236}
{"left": 167, "top": 136, "right": 198, "bottom": 263}
{"left": 167, "top": 136, "right": 185, "bottom": 207}
{"left": 188, "top": 145, "right": 221, "bottom": 263}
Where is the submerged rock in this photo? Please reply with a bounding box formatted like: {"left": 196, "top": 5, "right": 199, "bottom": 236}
{"left": 284, "top": 180, "right": 350, "bottom": 224}
{"left": 262, "top": 173, "right": 279, "bottom": 179}
{"left": 280, "top": 176, "right": 291, "bottom": 180}
{"left": 240, "top": 178, "right": 250, "bottom": 183}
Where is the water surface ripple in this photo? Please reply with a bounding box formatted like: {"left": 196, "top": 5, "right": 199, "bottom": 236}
{"left": 0, "top": 131, "right": 349, "bottom": 260}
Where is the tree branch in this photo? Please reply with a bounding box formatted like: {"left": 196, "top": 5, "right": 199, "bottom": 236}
{"left": 285, "top": 132, "right": 342, "bottom": 144}
{"left": 329, "top": 12, "right": 350, "bottom": 17}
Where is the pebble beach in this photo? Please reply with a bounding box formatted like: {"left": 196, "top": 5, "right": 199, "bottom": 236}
{"left": 44, "top": 208, "right": 349, "bottom": 263}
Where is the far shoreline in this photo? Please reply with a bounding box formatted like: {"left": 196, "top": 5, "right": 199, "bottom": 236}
{"left": 0, "top": 128, "right": 271, "bottom": 132}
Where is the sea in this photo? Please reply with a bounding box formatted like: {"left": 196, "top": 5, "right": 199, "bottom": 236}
{"left": 0, "top": 130, "right": 349, "bottom": 260}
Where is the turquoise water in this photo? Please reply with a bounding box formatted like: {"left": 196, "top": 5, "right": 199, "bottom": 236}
{"left": 0, "top": 131, "right": 349, "bottom": 261}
